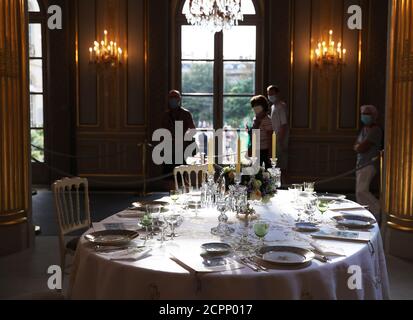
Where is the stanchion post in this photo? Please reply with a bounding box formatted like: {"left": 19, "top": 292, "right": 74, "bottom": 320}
{"left": 141, "top": 141, "right": 147, "bottom": 196}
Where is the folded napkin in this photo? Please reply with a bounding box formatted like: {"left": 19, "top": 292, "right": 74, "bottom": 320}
{"left": 104, "top": 248, "right": 152, "bottom": 262}
{"left": 116, "top": 210, "right": 145, "bottom": 219}
{"left": 309, "top": 241, "right": 346, "bottom": 257}
{"left": 170, "top": 252, "right": 244, "bottom": 273}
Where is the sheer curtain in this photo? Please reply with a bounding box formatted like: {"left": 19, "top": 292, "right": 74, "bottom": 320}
{"left": 0, "top": 0, "right": 32, "bottom": 255}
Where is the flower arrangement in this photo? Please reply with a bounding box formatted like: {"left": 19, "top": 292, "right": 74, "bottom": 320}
{"left": 221, "top": 165, "right": 277, "bottom": 203}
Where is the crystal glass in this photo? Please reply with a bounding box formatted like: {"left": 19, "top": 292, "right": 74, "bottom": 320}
{"left": 146, "top": 204, "right": 162, "bottom": 238}
{"left": 140, "top": 212, "right": 153, "bottom": 242}
{"left": 288, "top": 184, "right": 302, "bottom": 203}
{"left": 157, "top": 215, "right": 169, "bottom": 244}
{"left": 165, "top": 214, "right": 183, "bottom": 240}
{"left": 253, "top": 220, "right": 270, "bottom": 248}
{"left": 303, "top": 197, "right": 317, "bottom": 223}
{"left": 211, "top": 199, "right": 235, "bottom": 236}
{"left": 170, "top": 190, "right": 181, "bottom": 213}
{"left": 316, "top": 198, "right": 330, "bottom": 215}
{"left": 303, "top": 182, "right": 315, "bottom": 193}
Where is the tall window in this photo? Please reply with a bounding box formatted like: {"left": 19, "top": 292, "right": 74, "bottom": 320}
{"left": 28, "top": 0, "right": 45, "bottom": 162}
{"left": 178, "top": 0, "right": 260, "bottom": 162}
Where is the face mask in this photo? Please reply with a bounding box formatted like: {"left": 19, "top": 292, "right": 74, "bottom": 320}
{"left": 268, "top": 95, "right": 277, "bottom": 104}
{"left": 361, "top": 115, "right": 373, "bottom": 126}
{"left": 254, "top": 105, "right": 264, "bottom": 115}
{"left": 169, "top": 98, "right": 180, "bottom": 109}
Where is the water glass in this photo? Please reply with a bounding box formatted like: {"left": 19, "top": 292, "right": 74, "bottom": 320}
{"left": 303, "top": 182, "right": 315, "bottom": 193}
{"left": 253, "top": 220, "right": 270, "bottom": 248}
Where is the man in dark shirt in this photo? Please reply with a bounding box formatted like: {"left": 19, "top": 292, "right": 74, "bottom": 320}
{"left": 162, "top": 90, "right": 196, "bottom": 176}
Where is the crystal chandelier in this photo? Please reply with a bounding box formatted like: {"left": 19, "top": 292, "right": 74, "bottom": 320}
{"left": 185, "top": 0, "right": 243, "bottom": 32}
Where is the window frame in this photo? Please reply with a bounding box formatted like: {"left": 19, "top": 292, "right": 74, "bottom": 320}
{"left": 28, "top": 0, "right": 48, "bottom": 164}
{"left": 174, "top": 0, "right": 264, "bottom": 130}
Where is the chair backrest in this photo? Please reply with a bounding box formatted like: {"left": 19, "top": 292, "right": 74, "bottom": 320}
{"left": 52, "top": 177, "right": 91, "bottom": 237}
{"left": 173, "top": 165, "right": 208, "bottom": 191}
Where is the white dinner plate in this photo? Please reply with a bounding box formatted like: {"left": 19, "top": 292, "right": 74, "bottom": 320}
{"left": 256, "top": 246, "right": 315, "bottom": 266}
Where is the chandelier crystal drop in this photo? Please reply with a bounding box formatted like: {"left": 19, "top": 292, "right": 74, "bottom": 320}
{"left": 185, "top": 0, "right": 243, "bottom": 33}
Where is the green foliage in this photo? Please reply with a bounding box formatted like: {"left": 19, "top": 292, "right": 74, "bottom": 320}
{"left": 31, "top": 129, "right": 44, "bottom": 162}
{"left": 181, "top": 62, "right": 255, "bottom": 128}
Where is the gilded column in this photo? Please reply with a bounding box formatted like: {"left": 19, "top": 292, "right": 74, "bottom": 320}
{"left": 384, "top": 0, "right": 413, "bottom": 259}
{"left": 0, "top": 0, "right": 33, "bottom": 255}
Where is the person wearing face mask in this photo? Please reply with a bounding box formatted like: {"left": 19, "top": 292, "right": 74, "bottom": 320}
{"left": 250, "top": 95, "right": 273, "bottom": 168}
{"left": 354, "top": 105, "right": 383, "bottom": 221}
{"left": 161, "top": 90, "right": 196, "bottom": 179}
{"left": 267, "top": 85, "right": 289, "bottom": 174}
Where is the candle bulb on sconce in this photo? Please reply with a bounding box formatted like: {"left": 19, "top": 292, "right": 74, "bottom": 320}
{"left": 89, "top": 30, "right": 125, "bottom": 67}
{"left": 312, "top": 29, "right": 347, "bottom": 68}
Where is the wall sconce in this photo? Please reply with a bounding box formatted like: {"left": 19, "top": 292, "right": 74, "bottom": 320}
{"left": 312, "top": 30, "right": 347, "bottom": 67}
{"left": 89, "top": 30, "right": 124, "bottom": 67}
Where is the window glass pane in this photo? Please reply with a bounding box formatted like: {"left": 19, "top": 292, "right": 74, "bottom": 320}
{"left": 182, "top": 26, "right": 214, "bottom": 60}
{"left": 181, "top": 96, "right": 214, "bottom": 129}
{"left": 29, "top": 59, "right": 43, "bottom": 93}
{"left": 224, "top": 62, "right": 255, "bottom": 94}
{"left": 223, "top": 96, "right": 254, "bottom": 128}
{"left": 182, "top": 61, "right": 214, "bottom": 94}
{"left": 31, "top": 129, "right": 44, "bottom": 162}
{"left": 29, "top": 24, "right": 42, "bottom": 57}
{"left": 223, "top": 26, "right": 256, "bottom": 60}
{"left": 28, "top": 0, "right": 40, "bottom": 12}
{"left": 219, "top": 130, "right": 249, "bottom": 165}
{"left": 30, "top": 95, "right": 43, "bottom": 128}
{"left": 182, "top": 0, "right": 255, "bottom": 15}
{"left": 241, "top": 0, "right": 256, "bottom": 14}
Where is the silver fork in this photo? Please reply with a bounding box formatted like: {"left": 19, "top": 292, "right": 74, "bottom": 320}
{"left": 246, "top": 257, "right": 268, "bottom": 271}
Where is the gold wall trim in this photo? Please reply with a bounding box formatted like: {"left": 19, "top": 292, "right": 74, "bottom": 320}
{"left": 384, "top": 0, "right": 413, "bottom": 232}
{"left": 0, "top": 0, "right": 30, "bottom": 224}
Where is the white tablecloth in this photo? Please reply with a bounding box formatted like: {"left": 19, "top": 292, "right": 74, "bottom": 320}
{"left": 68, "top": 191, "right": 389, "bottom": 300}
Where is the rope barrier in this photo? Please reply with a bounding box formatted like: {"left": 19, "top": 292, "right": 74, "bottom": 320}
{"left": 31, "top": 143, "right": 153, "bottom": 160}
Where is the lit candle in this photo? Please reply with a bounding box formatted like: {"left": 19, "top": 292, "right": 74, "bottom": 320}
{"left": 272, "top": 132, "right": 277, "bottom": 160}
{"left": 118, "top": 48, "right": 122, "bottom": 63}
{"left": 208, "top": 137, "right": 214, "bottom": 174}
{"left": 342, "top": 48, "right": 347, "bottom": 63}
{"left": 236, "top": 134, "right": 241, "bottom": 174}
{"left": 329, "top": 30, "right": 333, "bottom": 45}
{"left": 104, "top": 30, "right": 108, "bottom": 46}
{"left": 252, "top": 131, "right": 257, "bottom": 159}
{"left": 89, "top": 47, "right": 93, "bottom": 62}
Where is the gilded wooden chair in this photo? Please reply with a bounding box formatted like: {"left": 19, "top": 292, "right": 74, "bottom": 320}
{"left": 173, "top": 165, "right": 208, "bottom": 191}
{"left": 52, "top": 177, "right": 91, "bottom": 273}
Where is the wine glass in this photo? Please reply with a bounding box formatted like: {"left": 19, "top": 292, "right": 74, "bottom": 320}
{"left": 303, "top": 197, "right": 317, "bottom": 223}
{"left": 165, "top": 214, "right": 183, "bottom": 240}
{"left": 316, "top": 198, "right": 330, "bottom": 215}
{"left": 253, "top": 220, "right": 270, "bottom": 248}
{"left": 170, "top": 190, "right": 181, "bottom": 213}
{"left": 303, "top": 182, "right": 315, "bottom": 193}
{"left": 157, "top": 215, "right": 169, "bottom": 245}
{"left": 147, "top": 204, "right": 162, "bottom": 238}
{"left": 140, "top": 212, "right": 153, "bottom": 243}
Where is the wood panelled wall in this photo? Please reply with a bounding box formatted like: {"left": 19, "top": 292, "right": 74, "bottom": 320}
{"left": 37, "top": 0, "right": 388, "bottom": 191}
{"left": 75, "top": 0, "right": 148, "bottom": 186}
{"left": 266, "top": 0, "right": 388, "bottom": 191}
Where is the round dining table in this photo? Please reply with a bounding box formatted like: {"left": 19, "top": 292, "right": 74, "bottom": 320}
{"left": 68, "top": 191, "right": 389, "bottom": 300}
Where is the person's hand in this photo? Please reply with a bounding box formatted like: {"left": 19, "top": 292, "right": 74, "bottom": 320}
{"left": 354, "top": 144, "right": 360, "bottom": 152}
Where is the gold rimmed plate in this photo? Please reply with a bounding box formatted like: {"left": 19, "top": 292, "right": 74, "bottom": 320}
{"left": 256, "top": 246, "right": 315, "bottom": 266}
{"left": 201, "top": 243, "right": 233, "bottom": 257}
{"left": 85, "top": 230, "right": 139, "bottom": 246}
{"left": 333, "top": 214, "right": 376, "bottom": 229}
